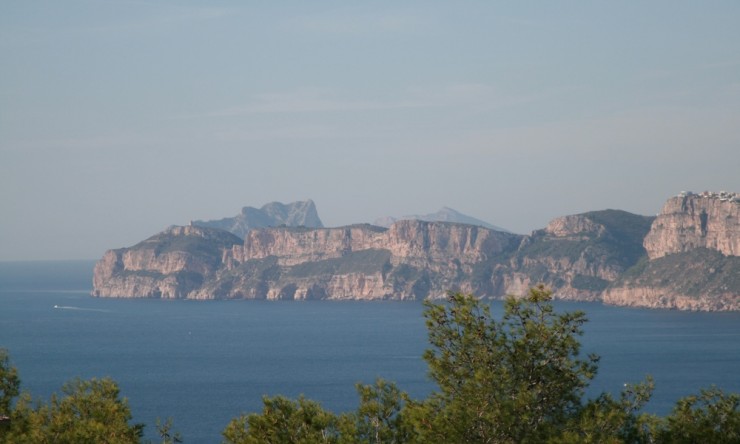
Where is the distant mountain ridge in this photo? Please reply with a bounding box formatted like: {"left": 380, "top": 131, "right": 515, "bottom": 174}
{"left": 374, "top": 207, "right": 510, "bottom": 232}
{"left": 92, "top": 193, "right": 740, "bottom": 311}
{"left": 192, "top": 200, "right": 323, "bottom": 239}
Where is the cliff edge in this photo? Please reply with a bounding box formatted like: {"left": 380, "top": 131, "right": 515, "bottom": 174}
{"left": 94, "top": 220, "right": 521, "bottom": 300}
{"left": 644, "top": 192, "right": 739, "bottom": 258}
{"left": 92, "top": 193, "right": 739, "bottom": 310}
{"left": 604, "top": 191, "right": 739, "bottom": 311}
{"left": 92, "top": 209, "right": 652, "bottom": 303}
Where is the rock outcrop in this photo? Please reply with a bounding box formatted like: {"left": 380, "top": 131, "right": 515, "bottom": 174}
{"left": 192, "top": 200, "right": 323, "bottom": 239}
{"left": 92, "top": 193, "right": 739, "bottom": 310}
{"left": 92, "top": 225, "right": 242, "bottom": 299}
{"left": 603, "top": 249, "right": 740, "bottom": 311}
{"left": 605, "top": 192, "right": 739, "bottom": 311}
{"left": 644, "top": 192, "right": 740, "bottom": 258}
{"left": 491, "top": 210, "right": 655, "bottom": 301}
{"left": 92, "top": 210, "right": 651, "bottom": 303}
{"left": 94, "top": 221, "right": 522, "bottom": 300}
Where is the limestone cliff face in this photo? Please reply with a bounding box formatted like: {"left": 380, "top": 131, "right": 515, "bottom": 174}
{"left": 92, "top": 193, "right": 739, "bottom": 310}
{"left": 605, "top": 192, "right": 739, "bottom": 311}
{"left": 92, "top": 225, "right": 241, "bottom": 299}
{"left": 385, "top": 220, "right": 507, "bottom": 265}
{"left": 644, "top": 192, "right": 739, "bottom": 259}
{"left": 212, "top": 212, "right": 647, "bottom": 302}
{"left": 92, "top": 212, "right": 651, "bottom": 303}
{"left": 543, "top": 215, "right": 606, "bottom": 238}
{"left": 219, "top": 221, "right": 520, "bottom": 300}
{"left": 93, "top": 221, "right": 521, "bottom": 301}
{"left": 229, "top": 221, "right": 508, "bottom": 268}
{"left": 603, "top": 287, "right": 739, "bottom": 311}
{"left": 229, "top": 225, "right": 388, "bottom": 266}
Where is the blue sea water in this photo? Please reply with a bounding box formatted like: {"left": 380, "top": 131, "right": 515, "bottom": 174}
{"left": 1, "top": 261, "right": 739, "bottom": 443}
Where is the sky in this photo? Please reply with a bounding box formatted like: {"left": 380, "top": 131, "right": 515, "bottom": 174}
{"left": 1, "top": 1, "right": 739, "bottom": 261}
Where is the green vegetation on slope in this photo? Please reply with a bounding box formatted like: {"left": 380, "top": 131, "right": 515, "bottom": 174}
{"left": 614, "top": 248, "right": 740, "bottom": 297}
{"left": 129, "top": 228, "right": 242, "bottom": 261}
{"left": 583, "top": 210, "right": 655, "bottom": 266}
{"left": 517, "top": 210, "right": 654, "bottom": 268}
{"left": 288, "top": 249, "right": 392, "bottom": 278}
{"left": 571, "top": 274, "right": 609, "bottom": 291}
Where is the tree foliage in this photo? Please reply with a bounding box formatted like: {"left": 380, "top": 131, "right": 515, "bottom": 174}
{"left": 407, "top": 286, "right": 599, "bottom": 443}
{"left": 1, "top": 349, "right": 143, "bottom": 444}
{"left": 348, "top": 379, "right": 410, "bottom": 444}
{"left": 222, "top": 379, "right": 412, "bottom": 444}
{"left": 222, "top": 395, "right": 340, "bottom": 444}
{"left": 0, "top": 350, "right": 20, "bottom": 418}
{"left": 654, "top": 387, "right": 740, "bottom": 443}
{"left": 2, "top": 377, "right": 143, "bottom": 444}
{"left": 156, "top": 417, "right": 183, "bottom": 444}
{"left": 551, "top": 377, "right": 656, "bottom": 444}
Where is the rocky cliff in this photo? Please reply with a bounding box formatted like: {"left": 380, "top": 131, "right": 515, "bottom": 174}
{"left": 603, "top": 249, "right": 740, "bottom": 311}
{"left": 92, "top": 193, "right": 739, "bottom": 310}
{"left": 604, "top": 192, "right": 740, "bottom": 311}
{"left": 643, "top": 192, "right": 739, "bottom": 258}
{"left": 92, "top": 225, "right": 242, "bottom": 299}
{"left": 94, "top": 221, "right": 522, "bottom": 300}
{"left": 92, "top": 210, "right": 651, "bottom": 303}
{"left": 490, "top": 210, "right": 655, "bottom": 301}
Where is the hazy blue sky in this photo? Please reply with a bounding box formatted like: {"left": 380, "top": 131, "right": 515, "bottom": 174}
{"left": 2, "top": 1, "right": 739, "bottom": 260}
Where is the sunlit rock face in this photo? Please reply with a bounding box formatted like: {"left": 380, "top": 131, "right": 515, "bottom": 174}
{"left": 92, "top": 220, "right": 522, "bottom": 301}
{"left": 92, "top": 225, "right": 242, "bottom": 299}
{"left": 605, "top": 192, "right": 739, "bottom": 311}
{"left": 220, "top": 220, "right": 521, "bottom": 301}
{"left": 91, "top": 214, "right": 643, "bottom": 303}
{"left": 92, "top": 193, "right": 739, "bottom": 310}
{"left": 644, "top": 192, "right": 740, "bottom": 259}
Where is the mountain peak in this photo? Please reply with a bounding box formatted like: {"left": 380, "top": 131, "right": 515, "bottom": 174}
{"left": 374, "top": 207, "right": 510, "bottom": 232}
{"left": 194, "top": 200, "right": 323, "bottom": 239}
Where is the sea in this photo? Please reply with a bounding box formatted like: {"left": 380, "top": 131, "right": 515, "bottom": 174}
{"left": 1, "top": 260, "right": 739, "bottom": 443}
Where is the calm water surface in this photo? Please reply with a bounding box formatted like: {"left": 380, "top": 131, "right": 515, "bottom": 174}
{"left": 1, "top": 261, "right": 738, "bottom": 443}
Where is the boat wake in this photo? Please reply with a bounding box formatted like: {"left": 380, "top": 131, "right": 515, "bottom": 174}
{"left": 53, "top": 305, "right": 111, "bottom": 313}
